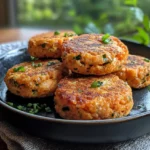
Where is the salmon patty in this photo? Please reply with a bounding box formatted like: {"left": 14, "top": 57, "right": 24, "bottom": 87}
{"left": 4, "top": 60, "right": 63, "bottom": 98}
{"left": 28, "top": 31, "right": 77, "bottom": 58}
{"left": 62, "top": 34, "right": 128, "bottom": 75}
{"left": 114, "top": 55, "right": 150, "bottom": 88}
{"left": 54, "top": 74, "right": 133, "bottom": 120}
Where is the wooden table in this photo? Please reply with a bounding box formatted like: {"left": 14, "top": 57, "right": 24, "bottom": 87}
{"left": 0, "top": 28, "right": 49, "bottom": 43}
{"left": 0, "top": 28, "right": 50, "bottom": 150}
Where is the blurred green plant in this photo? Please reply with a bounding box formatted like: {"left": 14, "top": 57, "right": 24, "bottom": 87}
{"left": 130, "top": 15, "right": 150, "bottom": 46}
{"left": 16, "top": 0, "right": 150, "bottom": 45}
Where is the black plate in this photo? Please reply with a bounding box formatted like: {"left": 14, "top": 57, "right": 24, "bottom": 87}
{"left": 0, "top": 40, "right": 150, "bottom": 143}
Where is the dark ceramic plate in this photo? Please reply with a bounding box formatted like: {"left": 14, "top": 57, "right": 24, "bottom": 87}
{"left": 0, "top": 41, "right": 150, "bottom": 143}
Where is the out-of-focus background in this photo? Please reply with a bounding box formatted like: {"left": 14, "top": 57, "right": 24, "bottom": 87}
{"left": 0, "top": 0, "right": 150, "bottom": 45}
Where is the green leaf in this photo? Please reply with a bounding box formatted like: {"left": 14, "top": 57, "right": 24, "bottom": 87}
{"left": 54, "top": 31, "right": 60, "bottom": 35}
{"left": 32, "top": 62, "right": 42, "bottom": 68}
{"left": 7, "top": 102, "right": 14, "bottom": 107}
{"left": 143, "top": 15, "right": 150, "bottom": 32}
{"left": 73, "top": 55, "right": 81, "bottom": 60}
{"left": 102, "top": 34, "right": 111, "bottom": 44}
{"left": 73, "top": 24, "right": 83, "bottom": 34}
{"left": 84, "top": 22, "right": 100, "bottom": 34}
{"left": 132, "top": 27, "right": 150, "bottom": 46}
{"left": 124, "top": 0, "right": 137, "bottom": 6}
{"left": 45, "top": 107, "right": 51, "bottom": 113}
{"left": 144, "top": 58, "right": 150, "bottom": 62}
{"left": 13, "top": 66, "right": 25, "bottom": 72}
{"left": 148, "top": 85, "right": 150, "bottom": 92}
{"left": 30, "top": 56, "right": 38, "bottom": 61}
{"left": 47, "top": 61, "right": 56, "bottom": 66}
{"left": 91, "top": 81, "right": 103, "bottom": 88}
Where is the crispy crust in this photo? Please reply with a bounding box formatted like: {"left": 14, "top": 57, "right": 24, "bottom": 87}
{"left": 28, "top": 31, "right": 77, "bottom": 58}
{"left": 62, "top": 34, "right": 129, "bottom": 75}
{"left": 4, "top": 60, "right": 63, "bottom": 98}
{"left": 54, "top": 74, "right": 133, "bottom": 120}
{"left": 114, "top": 55, "right": 150, "bottom": 88}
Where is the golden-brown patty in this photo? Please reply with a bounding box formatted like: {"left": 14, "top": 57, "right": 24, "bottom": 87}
{"left": 28, "top": 31, "right": 77, "bottom": 58}
{"left": 62, "top": 34, "right": 129, "bottom": 75}
{"left": 114, "top": 55, "right": 150, "bottom": 88}
{"left": 54, "top": 74, "right": 133, "bottom": 120}
{"left": 4, "top": 60, "right": 63, "bottom": 98}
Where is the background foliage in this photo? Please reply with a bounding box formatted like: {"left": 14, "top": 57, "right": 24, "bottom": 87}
{"left": 17, "top": 0, "right": 150, "bottom": 45}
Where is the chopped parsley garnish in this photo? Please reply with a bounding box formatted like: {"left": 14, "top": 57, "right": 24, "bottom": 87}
{"left": 64, "top": 32, "right": 76, "bottom": 37}
{"left": 148, "top": 85, "right": 150, "bottom": 92}
{"left": 73, "top": 55, "right": 81, "bottom": 60}
{"left": 54, "top": 30, "right": 60, "bottom": 35}
{"left": 27, "top": 103, "right": 32, "bottom": 107}
{"left": 144, "top": 58, "right": 150, "bottom": 62}
{"left": 13, "top": 66, "right": 25, "bottom": 72}
{"left": 91, "top": 81, "right": 103, "bottom": 88}
{"left": 6, "top": 102, "right": 52, "bottom": 114}
{"left": 41, "top": 43, "right": 46, "bottom": 48}
{"left": 102, "top": 54, "right": 109, "bottom": 64}
{"left": 32, "top": 62, "right": 42, "bottom": 68}
{"left": 45, "top": 107, "right": 51, "bottom": 112}
{"left": 47, "top": 61, "right": 56, "bottom": 66}
{"left": 32, "top": 89, "right": 37, "bottom": 95}
{"left": 102, "top": 34, "right": 111, "bottom": 44}
{"left": 30, "top": 56, "right": 38, "bottom": 61}
{"left": 7, "top": 102, "right": 14, "bottom": 107}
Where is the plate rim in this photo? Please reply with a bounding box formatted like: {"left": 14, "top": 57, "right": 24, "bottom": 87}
{"left": 0, "top": 40, "right": 150, "bottom": 125}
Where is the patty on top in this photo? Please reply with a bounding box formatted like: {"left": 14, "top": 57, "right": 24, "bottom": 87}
{"left": 62, "top": 34, "right": 129, "bottom": 75}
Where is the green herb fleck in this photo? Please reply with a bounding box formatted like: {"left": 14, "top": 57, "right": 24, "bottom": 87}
{"left": 45, "top": 107, "right": 51, "bottom": 113}
{"left": 13, "top": 66, "right": 25, "bottom": 72}
{"left": 62, "top": 106, "right": 70, "bottom": 111}
{"left": 91, "top": 81, "right": 103, "bottom": 88}
{"left": 148, "top": 85, "right": 150, "bottom": 92}
{"left": 77, "top": 89, "right": 83, "bottom": 93}
{"left": 47, "top": 61, "right": 56, "bottom": 66}
{"left": 30, "top": 56, "right": 38, "bottom": 61}
{"left": 64, "top": 32, "right": 76, "bottom": 37}
{"left": 54, "top": 31, "right": 60, "bottom": 35}
{"left": 73, "top": 55, "right": 81, "bottom": 60}
{"left": 102, "top": 54, "right": 110, "bottom": 64}
{"left": 144, "top": 58, "right": 150, "bottom": 62}
{"left": 12, "top": 80, "right": 19, "bottom": 87}
{"left": 17, "top": 105, "right": 26, "bottom": 111}
{"left": 7, "top": 102, "right": 14, "bottom": 107}
{"left": 131, "top": 61, "right": 136, "bottom": 64}
{"left": 41, "top": 43, "right": 46, "bottom": 48}
{"left": 102, "top": 34, "right": 111, "bottom": 44}
{"left": 32, "top": 89, "right": 37, "bottom": 95}
{"left": 27, "top": 103, "right": 32, "bottom": 107}
{"left": 32, "top": 62, "right": 42, "bottom": 68}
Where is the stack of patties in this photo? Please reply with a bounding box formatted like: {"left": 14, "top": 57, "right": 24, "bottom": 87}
{"left": 4, "top": 31, "right": 77, "bottom": 98}
{"left": 4, "top": 32, "right": 150, "bottom": 120}
{"left": 55, "top": 34, "right": 134, "bottom": 120}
